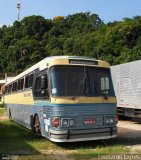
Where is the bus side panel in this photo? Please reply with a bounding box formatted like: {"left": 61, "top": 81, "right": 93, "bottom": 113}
{"left": 4, "top": 91, "right": 34, "bottom": 105}
{"left": 5, "top": 103, "right": 35, "bottom": 130}
{"left": 4, "top": 90, "right": 39, "bottom": 130}
{"left": 5, "top": 102, "right": 48, "bottom": 138}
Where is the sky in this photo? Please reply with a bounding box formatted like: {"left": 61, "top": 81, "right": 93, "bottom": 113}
{"left": 0, "top": 0, "right": 141, "bottom": 26}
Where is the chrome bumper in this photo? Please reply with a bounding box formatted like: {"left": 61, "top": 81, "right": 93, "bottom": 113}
{"left": 49, "top": 127, "right": 117, "bottom": 142}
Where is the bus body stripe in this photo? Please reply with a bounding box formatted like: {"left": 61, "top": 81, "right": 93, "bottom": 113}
{"left": 34, "top": 101, "right": 116, "bottom": 107}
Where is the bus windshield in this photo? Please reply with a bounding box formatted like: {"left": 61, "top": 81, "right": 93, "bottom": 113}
{"left": 50, "top": 66, "right": 115, "bottom": 97}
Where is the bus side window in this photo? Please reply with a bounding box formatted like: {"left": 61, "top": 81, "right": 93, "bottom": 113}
{"left": 34, "top": 74, "right": 48, "bottom": 99}
{"left": 5, "top": 86, "right": 8, "bottom": 94}
{"left": 25, "top": 76, "right": 29, "bottom": 88}
{"left": 29, "top": 74, "right": 34, "bottom": 88}
{"left": 12, "top": 81, "right": 17, "bottom": 92}
{"left": 18, "top": 78, "right": 24, "bottom": 91}
{"left": 8, "top": 84, "right": 12, "bottom": 94}
{"left": 25, "top": 74, "right": 34, "bottom": 89}
{"left": 100, "top": 77, "right": 110, "bottom": 94}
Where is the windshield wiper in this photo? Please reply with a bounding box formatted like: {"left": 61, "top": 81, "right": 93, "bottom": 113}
{"left": 82, "top": 77, "right": 90, "bottom": 96}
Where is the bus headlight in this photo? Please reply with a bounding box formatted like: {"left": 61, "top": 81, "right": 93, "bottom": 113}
{"left": 69, "top": 119, "right": 75, "bottom": 126}
{"left": 105, "top": 117, "right": 114, "bottom": 125}
{"left": 61, "top": 119, "right": 75, "bottom": 127}
{"left": 62, "top": 119, "right": 69, "bottom": 127}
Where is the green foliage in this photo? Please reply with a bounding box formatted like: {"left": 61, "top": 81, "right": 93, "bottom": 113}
{"left": 0, "top": 13, "right": 141, "bottom": 74}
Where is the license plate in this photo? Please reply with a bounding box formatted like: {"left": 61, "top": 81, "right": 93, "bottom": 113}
{"left": 84, "top": 119, "right": 96, "bottom": 125}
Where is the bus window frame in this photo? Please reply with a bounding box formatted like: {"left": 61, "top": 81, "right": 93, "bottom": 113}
{"left": 12, "top": 81, "right": 18, "bottom": 92}
{"left": 25, "top": 73, "right": 34, "bottom": 90}
{"left": 17, "top": 77, "right": 24, "bottom": 92}
{"left": 33, "top": 69, "right": 49, "bottom": 100}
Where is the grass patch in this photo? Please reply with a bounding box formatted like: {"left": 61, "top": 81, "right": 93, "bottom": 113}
{"left": 1, "top": 119, "right": 141, "bottom": 160}
{"left": 70, "top": 145, "right": 129, "bottom": 160}
{"left": 0, "top": 103, "right": 4, "bottom": 108}
{"left": 0, "top": 120, "right": 61, "bottom": 154}
{"left": 0, "top": 107, "right": 4, "bottom": 116}
{"left": 58, "top": 139, "right": 129, "bottom": 160}
{"left": 18, "top": 155, "right": 59, "bottom": 160}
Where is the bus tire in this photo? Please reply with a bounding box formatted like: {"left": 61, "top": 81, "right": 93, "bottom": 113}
{"left": 34, "top": 115, "right": 41, "bottom": 136}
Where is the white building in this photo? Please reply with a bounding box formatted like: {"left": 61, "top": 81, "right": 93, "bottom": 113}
{"left": 0, "top": 76, "right": 14, "bottom": 104}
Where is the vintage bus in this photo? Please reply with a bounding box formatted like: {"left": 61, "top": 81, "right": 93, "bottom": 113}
{"left": 3, "top": 56, "right": 117, "bottom": 142}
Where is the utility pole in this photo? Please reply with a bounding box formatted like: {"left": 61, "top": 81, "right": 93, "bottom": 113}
{"left": 16, "top": 1, "right": 21, "bottom": 21}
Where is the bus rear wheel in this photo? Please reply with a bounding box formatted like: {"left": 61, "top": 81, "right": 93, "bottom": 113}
{"left": 34, "top": 115, "right": 41, "bottom": 136}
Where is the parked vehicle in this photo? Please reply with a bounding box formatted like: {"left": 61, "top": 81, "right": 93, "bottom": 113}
{"left": 3, "top": 56, "right": 117, "bottom": 142}
{"left": 111, "top": 60, "right": 141, "bottom": 119}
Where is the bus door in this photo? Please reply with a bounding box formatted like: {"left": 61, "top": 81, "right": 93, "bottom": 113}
{"left": 34, "top": 70, "right": 50, "bottom": 137}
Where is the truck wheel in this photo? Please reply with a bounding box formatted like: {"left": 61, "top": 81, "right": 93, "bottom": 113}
{"left": 118, "top": 115, "right": 132, "bottom": 121}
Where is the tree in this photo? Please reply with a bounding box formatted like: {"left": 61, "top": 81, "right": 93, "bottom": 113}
{"left": 0, "top": 13, "right": 140, "bottom": 73}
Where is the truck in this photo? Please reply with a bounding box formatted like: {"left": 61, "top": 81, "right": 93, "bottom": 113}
{"left": 111, "top": 60, "right": 141, "bottom": 119}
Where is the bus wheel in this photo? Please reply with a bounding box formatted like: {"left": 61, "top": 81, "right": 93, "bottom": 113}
{"left": 34, "top": 115, "right": 41, "bottom": 136}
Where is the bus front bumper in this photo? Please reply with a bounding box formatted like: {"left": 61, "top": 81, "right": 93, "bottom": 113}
{"left": 49, "top": 126, "right": 117, "bottom": 142}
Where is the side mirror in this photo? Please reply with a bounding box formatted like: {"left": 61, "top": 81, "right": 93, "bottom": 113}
{"left": 41, "top": 75, "right": 47, "bottom": 89}
{"left": 40, "top": 75, "right": 49, "bottom": 98}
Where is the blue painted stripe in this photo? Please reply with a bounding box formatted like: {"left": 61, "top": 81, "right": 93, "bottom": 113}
{"left": 34, "top": 101, "right": 116, "bottom": 107}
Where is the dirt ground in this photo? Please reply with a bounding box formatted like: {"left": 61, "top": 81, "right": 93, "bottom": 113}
{"left": 0, "top": 115, "right": 8, "bottom": 121}
{"left": 117, "top": 118, "right": 141, "bottom": 153}
{"left": 118, "top": 118, "right": 141, "bottom": 138}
